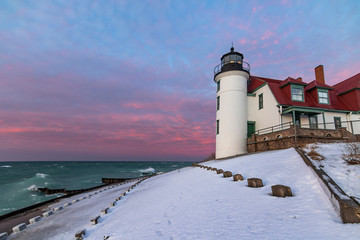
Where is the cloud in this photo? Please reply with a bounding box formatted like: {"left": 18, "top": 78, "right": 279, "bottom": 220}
{"left": 0, "top": 0, "right": 359, "bottom": 161}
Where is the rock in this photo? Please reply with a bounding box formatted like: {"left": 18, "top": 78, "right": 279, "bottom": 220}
{"left": 223, "top": 171, "right": 232, "bottom": 178}
{"left": 216, "top": 169, "right": 224, "bottom": 174}
{"left": 12, "top": 223, "right": 26, "bottom": 233}
{"left": 101, "top": 208, "right": 109, "bottom": 215}
{"left": 233, "top": 174, "right": 244, "bottom": 181}
{"left": 54, "top": 206, "right": 63, "bottom": 211}
{"left": 75, "top": 229, "right": 86, "bottom": 240}
{"left": 90, "top": 216, "right": 100, "bottom": 225}
{"left": 271, "top": 185, "right": 292, "bottom": 197}
{"left": 29, "top": 216, "right": 41, "bottom": 224}
{"left": 0, "top": 232, "right": 8, "bottom": 240}
{"left": 247, "top": 178, "right": 263, "bottom": 188}
{"left": 43, "top": 211, "right": 53, "bottom": 217}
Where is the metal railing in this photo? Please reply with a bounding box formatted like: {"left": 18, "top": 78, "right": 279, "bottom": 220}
{"left": 214, "top": 60, "right": 250, "bottom": 75}
{"left": 252, "top": 121, "right": 293, "bottom": 136}
{"left": 249, "top": 120, "right": 360, "bottom": 137}
{"left": 300, "top": 120, "right": 360, "bottom": 134}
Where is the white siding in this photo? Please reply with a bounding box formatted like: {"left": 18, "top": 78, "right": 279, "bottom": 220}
{"left": 215, "top": 70, "right": 249, "bottom": 158}
{"left": 348, "top": 113, "right": 360, "bottom": 134}
{"left": 247, "top": 84, "right": 280, "bottom": 132}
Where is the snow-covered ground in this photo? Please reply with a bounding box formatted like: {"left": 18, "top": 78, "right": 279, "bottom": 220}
{"left": 8, "top": 148, "right": 360, "bottom": 240}
{"left": 303, "top": 142, "right": 360, "bottom": 199}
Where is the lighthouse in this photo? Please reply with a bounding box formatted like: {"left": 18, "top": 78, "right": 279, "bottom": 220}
{"left": 214, "top": 47, "right": 250, "bottom": 159}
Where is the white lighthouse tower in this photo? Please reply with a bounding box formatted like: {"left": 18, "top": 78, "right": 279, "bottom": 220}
{"left": 214, "top": 47, "right": 250, "bottom": 159}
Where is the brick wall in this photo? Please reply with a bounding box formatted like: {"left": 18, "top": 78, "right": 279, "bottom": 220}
{"left": 247, "top": 125, "right": 358, "bottom": 153}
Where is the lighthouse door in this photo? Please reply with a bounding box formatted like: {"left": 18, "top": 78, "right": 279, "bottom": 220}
{"left": 247, "top": 121, "right": 255, "bottom": 137}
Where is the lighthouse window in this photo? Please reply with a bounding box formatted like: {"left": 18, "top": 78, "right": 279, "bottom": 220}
{"left": 217, "top": 81, "right": 220, "bottom": 92}
{"left": 216, "top": 120, "right": 219, "bottom": 134}
{"left": 217, "top": 96, "right": 220, "bottom": 110}
{"left": 259, "top": 93, "right": 263, "bottom": 109}
{"left": 291, "top": 85, "right": 304, "bottom": 102}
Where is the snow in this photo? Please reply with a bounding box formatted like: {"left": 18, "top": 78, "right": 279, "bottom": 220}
{"left": 8, "top": 148, "right": 360, "bottom": 240}
{"left": 304, "top": 142, "right": 360, "bottom": 199}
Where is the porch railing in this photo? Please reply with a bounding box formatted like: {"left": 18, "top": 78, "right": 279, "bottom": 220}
{"left": 250, "top": 120, "right": 360, "bottom": 137}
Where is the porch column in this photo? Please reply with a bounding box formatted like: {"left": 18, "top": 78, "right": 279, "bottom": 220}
{"left": 292, "top": 110, "right": 296, "bottom": 125}
{"left": 322, "top": 112, "right": 326, "bottom": 129}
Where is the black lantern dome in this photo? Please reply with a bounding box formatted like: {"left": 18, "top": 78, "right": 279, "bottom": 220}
{"left": 214, "top": 46, "right": 250, "bottom": 79}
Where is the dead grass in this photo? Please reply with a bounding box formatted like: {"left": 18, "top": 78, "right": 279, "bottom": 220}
{"left": 306, "top": 143, "right": 325, "bottom": 161}
{"left": 307, "top": 149, "right": 325, "bottom": 161}
{"left": 342, "top": 142, "right": 360, "bottom": 165}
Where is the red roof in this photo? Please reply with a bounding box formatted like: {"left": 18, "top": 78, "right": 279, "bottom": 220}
{"left": 332, "top": 73, "right": 360, "bottom": 94}
{"left": 248, "top": 75, "right": 357, "bottom": 111}
{"left": 304, "top": 80, "right": 333, "bottom": 91}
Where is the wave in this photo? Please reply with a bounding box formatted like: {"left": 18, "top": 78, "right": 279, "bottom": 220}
{"left": 27, "top": 185, "right": 38, "bottom": 191}
{"left": 1, "top": 165, "right": 12, "bottom": 168}
{"left": 139, "top": 167, "right": 155, "bottom": 173}
{"left": 35, "top": 173, "right": 48, "bottom": 178}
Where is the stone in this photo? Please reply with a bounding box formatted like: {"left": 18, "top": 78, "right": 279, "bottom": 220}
{"left": 12, "top": 223, "right": 26, "bottom": 233}
{"left": 216, "top": 169, "right": 224, "bottom": 174}
{"left": 247, "top": 178, "right": 263, "bottom": 188}
{"left": 54, "top": 206, "right": 63, "bottom": 211}
{"left": 223, "top": 171, "right": 232, "bottom": 178}
{"left": 90, "top": 216, "right": 100, "bottom": 225}
{"left": 0, "top": 232, "right": 8, "bottom": 240}
{"left": 271, "top": 185, "right": 292, "bottom": 197}
{"left": 233, "top": 174, "right": 244, "bottom": 181}
{"left": 101, "top": 208, "right": 109, "bottom": 215}
{"left": 75, "top": 229, "right": 86, "bottom": 240}
{"left": 43, "top": 211, "right": 53, "bottom": 217}
{"left": 116, "top": 197, "right": 122, "bottom": 201}
{"left": 72, "top": 199, "right": 79, "bottom": 203}
{"left": 64, "top": 202, "right": 72, "bottom": 207}
{"left": 29, "top": 216, "right": 41, "bottom": 224}
{"left": 110, "top": 201, "right": 116, "bottom": 207}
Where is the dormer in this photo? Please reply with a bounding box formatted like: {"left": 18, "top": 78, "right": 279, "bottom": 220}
{"left": 304, "top": 65, "right": 333, "bottom": 105}
{"left": 280, "top": 77, "right": 307, "bottom": 102}
{"left": 305, "top": 80, "right": 333, "bottom": 105}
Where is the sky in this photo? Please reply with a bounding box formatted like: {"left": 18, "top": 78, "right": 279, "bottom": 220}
{"left": 0, "top": 0, "right": 359, "bottom": 162}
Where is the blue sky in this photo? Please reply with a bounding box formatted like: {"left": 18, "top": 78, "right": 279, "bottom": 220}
{"left": 0, "top": 0, "right": 359, "bottom": 161}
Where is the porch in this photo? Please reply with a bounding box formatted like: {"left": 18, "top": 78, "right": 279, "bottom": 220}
{"left": 247, "top": 120, "right": 360, "bottom": 153}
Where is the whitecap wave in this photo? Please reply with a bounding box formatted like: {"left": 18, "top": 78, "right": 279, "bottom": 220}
{"left": 1, "top": 165, "right": 12, "bottom": 168}
{"left": 139, "top": 167, "right": 155, "bottom": 173}
{"left": 27, "top": 185, "right": 38, "bottom": 191}
{"left": 35, "top": 173, "right": 48, "bottom": 178}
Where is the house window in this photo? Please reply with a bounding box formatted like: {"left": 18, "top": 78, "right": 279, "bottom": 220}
{"left": 217, "top": 80, "right": 220, "bottom": 92}
{"left": 309, "top": 116, "right": 318, "bottom": 129}
{"left": 291, "top": 85, "right": 304, "bottom": 102}
{"left": 318, "top": 89, "right": 329, "bottom": 104}
{"left": 216, "top": 120, "right": 219, "bottom": 134}
{"left": 259, "top": 93, "right": 263, "bottom": 109}
{"left": 217, "top": 96, "right": 220, "bottom": 111}
{"left": 334, "top": 117, "right": 341, "bottom": 129}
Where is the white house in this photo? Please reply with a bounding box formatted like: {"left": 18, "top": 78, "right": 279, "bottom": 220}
{"left": 214, "top": 47, "right": 360, "bottom": 159}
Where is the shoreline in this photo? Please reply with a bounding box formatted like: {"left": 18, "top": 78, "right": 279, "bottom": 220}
{"left": 0, "top": 183, "right": 112, "bottom": 235}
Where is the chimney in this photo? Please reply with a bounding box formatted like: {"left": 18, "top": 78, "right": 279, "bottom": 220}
{"left": 315, "top": 65, "right": 325, "bottom": 84}
{"left": 297, "top": 77, "right": 302, "bottom": 82}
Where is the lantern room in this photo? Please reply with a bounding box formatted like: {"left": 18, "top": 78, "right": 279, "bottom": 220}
{"left": 214, "top": 47, "right": 250, "bottom": 79}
